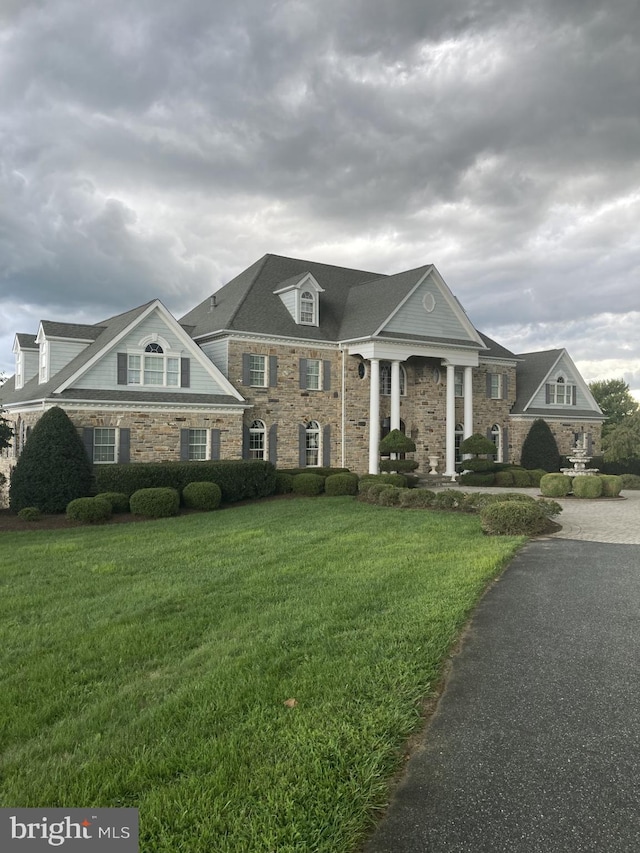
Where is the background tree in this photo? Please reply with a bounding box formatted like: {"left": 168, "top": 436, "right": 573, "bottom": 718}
{"left": 602, "top": 412, "right": 640, "bottom": 462}
{"left": 520, "top": 418, "right": 561, "bottom": 472}
{"left": 9, "top": 406, "right": 93, "bottom": 513}
{"left": 589, "top": 379, "right": 638, "bottom": 436}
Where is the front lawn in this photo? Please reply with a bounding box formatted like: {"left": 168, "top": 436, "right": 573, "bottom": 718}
{"left": 0, "top": 497, "right": 523, "bottom": 852}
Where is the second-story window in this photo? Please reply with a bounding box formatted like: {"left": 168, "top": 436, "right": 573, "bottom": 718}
{"left": 127, "top": 344, "right": 180, "bottom": 387}
{"left": 300, "top": 291, "right": 316, "bottom": 324}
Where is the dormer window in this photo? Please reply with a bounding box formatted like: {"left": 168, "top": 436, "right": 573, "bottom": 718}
{"left": 300, "top": 291, "right": 316, "bottom": 325}
{"left": 546, "top": 375, "right": 577, "bottom": 405}
{"left": 39, "top": 341, "right": 48, "bottom": 383}
{"left": 118, "top": 335, "right": 189, "bottom": 388}
{"left": 274, "top": 272, "right": 324, "bottom": 327}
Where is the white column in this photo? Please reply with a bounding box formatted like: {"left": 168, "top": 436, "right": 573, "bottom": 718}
{"left": 369, "top": 358, "right": 380, "bottom": 474}
{"left": 463, "top": 366, "right": 473, "bottom": 439}
{"left": 445, "top": 363, "right": 456, "bottom": 477}
{"left": 390, "top": 360, "right": 401, "bottom": 431}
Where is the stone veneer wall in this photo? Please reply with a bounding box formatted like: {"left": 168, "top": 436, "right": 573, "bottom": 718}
{"left": 508, "top": 417, "right": 603, "bottom": 464}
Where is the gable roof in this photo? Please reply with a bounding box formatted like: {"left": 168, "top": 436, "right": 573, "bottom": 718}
{"left": 477, "top": 332, "right": 519, "bottom": 361}
{"left": 14, "top": 334, "right": 38, "bottom": 350}
{"left": 38, "top": 322, "right": 104, "bottom": 341}
{"left": 512, "top": 349, "right": 604, "bottom": 418}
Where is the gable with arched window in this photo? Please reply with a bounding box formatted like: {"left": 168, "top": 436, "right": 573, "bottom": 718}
{"left": 546, "top": 374, "right": 577, "bottom": 405}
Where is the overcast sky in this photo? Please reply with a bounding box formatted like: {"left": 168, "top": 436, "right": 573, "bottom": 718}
{"left": 1, "top": 0, "right": 639, "bottom": 396}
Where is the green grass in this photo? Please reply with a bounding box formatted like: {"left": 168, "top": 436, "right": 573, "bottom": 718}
{"left": 0, "top": 498, "right": 524, "bottom": 852}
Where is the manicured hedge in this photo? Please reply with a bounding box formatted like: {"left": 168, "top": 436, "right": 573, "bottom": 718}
{"left": 480, "top": 501, "right": 548, "bottom": 536}
{"left": 458, "top": 472, "right": 495, "bottom": 487}
{"left": 277, "top": 467, "right": 349, "bottom": 478}
{"left": 182, "top": 481, "right": 222, "bottom": 511}
{"left": 17, "top": 507, "right": 42, "bottom": 522}
{"left": 94, "top": 460, "right": 276, "bottom": 503}
{"left": 274, "top": 472, "right": 295, "bottom": 494}
{"left": 599, "top": 475, "right": 623, "bottom": 497}
{"left": 66, "top": 496, "right": 112, "bottom": 524}
{"left": 291, "top": 473, "right": 325, "bottom": 496}
{"left": 572, "top": 476, "right": 603, "bottom": 499}
{"left": 324, "top": 473, "right": 359, "bottom": 496}
{"left": 540, "top": 473, "right": 572, "bottom": 498}
{"left": 95, "top": 492, "right": 130, "bottom": 513}
{"left": 130, "top": 488, "right": 180, "bottom": 518}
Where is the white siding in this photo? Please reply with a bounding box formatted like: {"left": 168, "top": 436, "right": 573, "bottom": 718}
{"left": 384, "top": 276, "right": 477, "bottom": 342}
{"left": 200, "top": 339, "right": 229, "bottom": 375}
{"left": 278, "top": 290, "right": 297, "bottom": 322}
{"left": 529, "top": 353, "right": 594, "bottom": 410}
{"left": 48, "top": 340, "right": 92, "bottom": 375}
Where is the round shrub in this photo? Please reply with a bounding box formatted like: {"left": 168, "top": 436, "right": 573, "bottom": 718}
{"left": 494, "top": 470, "right": 515, "bottom": 487}
{"left": 361, "top": 483, "right": 398, "bottom": 501}
{"left": 95, "top": 492, "right": 130, "bottom": 513}
{"left": 458, "top": 472, "right": 495, "bottom": 487}
{"left": 325, "top": 473, "right": 359, "bottom": 496}
{"left": 599, "top": 475, "right": 623, "bottom": 497}
{"left": 511, "top": 469, "right": 533, "bottom": 487}
{"left": 399, "top": 489, "right": 435, "bottom": 508}
{"left": 377, "top": 486, "right": 401, "bottom": 506}
{"left": 130, "top": 487, "right": 180, "bottom": 518}
{"left": 433, "top": 490, "right": 460, "bottom": 510}
{"left": 274, "top": 472, "right": 294, "bottom": 494}
{"left": 17, "top": 507, "right": 42, "bottom": 522}
{"left": 527, "top": 469, "right": 549, "bottom": 487}
{"left": 182, "top": 481, "right": 222, "bottom": 511}
{"left": 291, "top": 473, "right": 325, "bottom": 496}
{"left": 359, "top": 473, "right": 407, "bottom": 492}
{"left": 379, "top": 458, "right": 419, "bottom": 474}
{"left": 66, "top": 496, "right": 112, "bottom": 524}
{"left": 462, "top": 458, "right": 497, "bottom": 473}
{"left": 500, "top": 492, "right": 536, "bottom": 503}
{"left": 540, "top": 473, "right": 572, "bottom": 498}
{"left": 480, "top": 501, "right": 548, "bottom": 536}
{"left": 536, "top": 498, "right": 562, "bottom": 518}
{"left": 572, "top": 476, "right": 603, "bottom": 499}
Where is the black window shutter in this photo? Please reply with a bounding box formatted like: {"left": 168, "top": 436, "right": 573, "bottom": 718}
{"left": 242, "top": 424, "right": 250, "bottom": 459}
{"left": 572, "top": 386, "right": 577, "bottom": 405}
{"left": 503, "top": 375, "right": 509, "bottom": 400}
{"left": 298, "top": 424, "right": 306, "bottom": 466}
{"left": 299, "top": 358, "right": 308, "bottom": 390}
{"left": 181, "top": 358, "right": 190, "bottom": 388}
{"left": 486, "top": 374, "right": 492, "bottom": 398}
{"left": 180, "top": 429, "right": 190, "bottom": 461}
{"left": 119, "top": 428, "right": 130, "bottom": 464}
{"left": 323, "top": 424, "right": 331, "bottom": 467}
{"left": 117, "top": 353, "right": 127, "bottom": 385}
{"left": 242, "top": 354, "right": 251, "bottom": 386}
{"left": 211, "top": 428, "right": 221, "bottom": 461}
{"left": 269, "top": 355, "right": 278, "bottom": 388}
{"left": 323, "top": 360, "right": 331, "bottom": 391}
{"left": 502, "top": 426, "right": 509, "bottom": 463}
{"left": 268, "top": 423, "right": 277, "bottom": 464}
{"left": 486, "top": 427, "right": 492, "bottom": 442}
{"left": 545, "top": 383, "right": 551, "bottom": 404}
{"left": 82, "top": 428, "right": 94, "bottom": 462}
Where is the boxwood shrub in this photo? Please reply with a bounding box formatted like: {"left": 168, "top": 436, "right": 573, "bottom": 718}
{"left": 324, "top": 473, "right": 359, "bottom": 496}
{"left": 17, "top": 507, "right": 42, "bottom": 522}
{"left": 540, "top": 473, "right": 572, "bottom": 498}
{"left": 572, "top": 476, "right": 603, "bottom": 499}
{"left": 291, "top": 473, "right": 325, "bottom": 496}
{"left": 182, "top": 481, "right": 222, "bottom": 511}
{"left": 130, "top": 487, "right": 180, "bottom": 518}
{"left": 599, "top": 475, "right": 623, "bottom": 497}
{"left": 494, "top": 470, "right": 515, "bottom": 487}
{"left": 399, "top": 489, "right": 436, "bottom": 508}
{"left": 480, "top": 501, "right": 548, "bottom": 536}
{"left": 526, "top": 469, "right": 548, "bottom": 487}
{"left": 66, "top": 496, "right": 112, "bottom": 524}
{"left": 94, "top": 460, "right": 276, "bottom": 503}
{"left": 458, "top": 472, "right": 496, "bottom": 487}
{"left": 377, "top": 486, "right": 401, "bottom": 506}
{"left": 511, "top": 469, "right": 533, "bottom": 487}
{"left": 95, "top": 492, "right": 130, "bottom": 513}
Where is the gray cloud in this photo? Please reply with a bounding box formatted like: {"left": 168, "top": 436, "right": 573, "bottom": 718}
{"left": 1, "top": 0, "right": 640, "bottom": 396}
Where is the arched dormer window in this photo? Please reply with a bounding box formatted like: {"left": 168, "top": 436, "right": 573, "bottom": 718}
{"left": 274, "top": 273, "right": 323, "bottom": 327}
{"left": 300, "top": 291, "right": 316, "bottom": 325}
{"left": 546, "top": 374, "right": 577, "bottom": 406}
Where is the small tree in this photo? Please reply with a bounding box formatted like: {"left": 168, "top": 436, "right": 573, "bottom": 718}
{"left": 9, "top": 407, "right": 93, "bottom": 513}
{"left": 589, "top": 378, "right": 638, "bottom": 436}
{"left": 520, "top": 419, "right": 561, "bottom": 472}
{"left": 379, "top": 429, "right": 418, "bottom": 474}
{"left": 459, "top": 432, "right": 497, "bottom": 472}
{"left": 602, "top": 412, "right": 640, "bottom": 462}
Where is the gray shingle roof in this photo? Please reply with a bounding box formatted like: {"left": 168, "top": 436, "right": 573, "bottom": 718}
{"left": 15, "top": 334, "right": 38, "bottom": 349}
{"left": 40, "top": 322, "right": 104, "bottom": 340}
{"left": 512, "top": 349, "right": 563, "bottom": 413}
{"left": 477, "top": 332, "right": 518, "bottom": 361}
{"left": 55, "top": 389, "right": 244, "bottom": 406}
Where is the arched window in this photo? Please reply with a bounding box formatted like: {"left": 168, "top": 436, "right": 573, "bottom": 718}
{"left": 128, "top": 342, "right": 180, "bottom": 386}
{"left": 490, "top": 424, "right": 502, "bottom": 461}
{"left": 300, "top": 291, "right": 316, "bottom": 324}
{"left": 249, "top": 419, "right": 266, "bottom": 460}
{"left": 455, "top": 423, "right": 464, "bottom": 465}
{"left": 305, "top": 420, "right": 321, "bottom": 467}
{"left": 145, "top": 342, "right": 164, "bottom": 354}
{"left": 380, "top": 362, "right": 406, "bottom": 396}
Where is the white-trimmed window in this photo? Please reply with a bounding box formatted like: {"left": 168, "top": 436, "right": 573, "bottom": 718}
{"left": 547, "top": 376, "right": 576, "bottom": 405}
{"left": 455, "top": 423, "right": 464, "bottom": 465}
{"left": 489, "top": 373, "right": 502, "bottom": 400}
{"left": 15, "top": 352, "right": 24, "bottom": 389}
{"left": 300, "top": 291, "right": 316, "bottom": 325}
{"left": 39, "top": 341, "right": 48, "bottom": 382}
{"left": 94, "top": 428, "right": 117, "bottom": 463}
{"left": 490, "top": 424, "right": 502, "bottom": 459}
{"left": 305, "top": 420, "right": 321, "bottom": 467}
{"left": 380, "top": 362, "right": 407, "bottom": 396}
{"left": 249, "top": 354, "right": 267, "bottom": 387}
{"left": 454, "top": 369, "right": 463, "bottom": 398}
{"left": 249, "top": 419, "right": 266, "bottom": 460}
{"left": 306, "top": 359, "right": 321, "bottom": 390}
{"left": 188, "top": 429, "right": 208, "bottom": 461}
{"left": 126, "top": 344, "right": 180, "bottom": 387}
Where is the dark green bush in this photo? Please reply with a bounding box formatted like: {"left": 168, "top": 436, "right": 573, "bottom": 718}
{"left": 462, "top": 458, "right": 497, "bottom": 473}
{"left": 94, "top": 460, "right": 276, "bottom": 503}
{"left": 182, "top": 481, "right": 222, "bottom": 511}
{"left": 460, "top": 433, "right": 497, "bottom": 456}
{"left": 291, "top": 473, "right": 325, "bottom": 496}
{"left": 278, "top": 467, "right": 348, "bottom": 478}
{"left": 494, "top": 470, "right": 515, "bottom": 487}
{"left": 377, "top": 486, "right": 401, "bottom": 506}
{"left": 95, "top": 492, "right": 130, "bottom": 513}
{"left": 540, "top": 473, "right": 572, "bottom": 498}
{"left": 358, "top": 473, "right": 407, "bottom": 491}
{"left": 66, "top": 496, "right": 112, "bottom": 524}
{"left": 520, "top": 419, "right": 561, "bottom": 472}
{"left": 379, "top": 458, "right": 419, "bottom": 473}
{"left": 572, "top": 476, "right": 603, "bottom": 499}
{"left": 536, "top": 498, "right": 562, "bottom": 518}
{"left": 458, "top": 472, "right": 495, "bottom": 487}
{"left": 9, "top": 407, "right": 93, "bottom": 513}
{"left": 432, "top": 490, "right": 460, "bottom": 510}
{"left": 17, "top": 507, "right": 42, "bottom": 522}
{"left": 599, "top": 475, "right": 623, "bottom": 497}
{"left": 620, "top": 474, "right": 640, "bottom": 490}
{"left": 399, "top": 489, "right": 435, "bottom": 508}
{"left": 130, "top": 488, "right": 180, "bottom": 518}
{"left": 510, "top": 469, "right": 532, "bottom": 487}
{"left": 324, "top": 473, "right": 359, "bottom": 496}
{"left": 274, "top": 472, "right": 294, "bottom": 494}
{"left": 359, "top": 483, "right": 397, "bottom": 502}
{"left": 379, "top": 429, "right": 416, "bottom": 454}
{"left": 526, "top": 468, "right": 548, "bottom": 487}
{"left": 480, "top": 501, "right": 548, "bottom": 536}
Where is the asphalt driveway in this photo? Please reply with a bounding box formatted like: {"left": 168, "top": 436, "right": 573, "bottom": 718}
{"left": 365, "top": 494, "right": 640, "bottom": 852}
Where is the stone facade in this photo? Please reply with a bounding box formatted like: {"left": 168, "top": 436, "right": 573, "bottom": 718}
{"left": 509, "top": 416, "right": 603, "bottom": 463}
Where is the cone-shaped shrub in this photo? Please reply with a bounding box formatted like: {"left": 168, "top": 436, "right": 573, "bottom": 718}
{"left": 520, "top": 419, "right": 561, "bottom": 472}
{"left": 9, "top": 407, "right": 93, "bottom": 513}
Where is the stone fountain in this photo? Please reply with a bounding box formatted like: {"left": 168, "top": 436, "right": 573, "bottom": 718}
{"left": 560, "top": 440, "right": 600, "bottom": 477}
